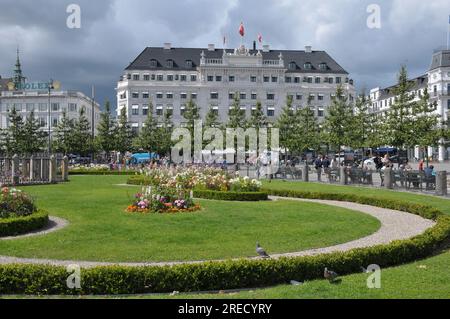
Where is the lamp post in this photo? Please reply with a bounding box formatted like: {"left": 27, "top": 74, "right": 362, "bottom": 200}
{"left": 47, "top": 79, "right": 54, "bottom": 154}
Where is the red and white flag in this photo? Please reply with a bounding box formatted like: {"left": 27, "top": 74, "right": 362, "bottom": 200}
{"left": 239, "top": 22, "right": 245, "bottom": 37}
{"left": 258, "top": 33, "right": 263, "bottom": 43}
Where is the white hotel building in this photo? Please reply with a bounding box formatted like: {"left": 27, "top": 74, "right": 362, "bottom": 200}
{"left": 116, "top": 43, "right": 355, "bottom": 133}
{"left": 368, "top": 49, "right": 450, "bottom": 161}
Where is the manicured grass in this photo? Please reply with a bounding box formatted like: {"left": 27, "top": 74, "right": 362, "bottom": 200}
{"left": 0, "top": 176, "right": 379, "bottom": 262}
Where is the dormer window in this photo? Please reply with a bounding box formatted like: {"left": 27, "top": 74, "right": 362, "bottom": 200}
{"left": 186, "top": 60, "right": 193, "bottom": 68}
{"left": 319, "top": 63, "right": 327, "bottom": 70}
{"left": 150, "top": 59, "right": 157, "bottom": 68}
{"left": 288, "top": 62, "right": 297, "bottom": 70}
{"left": 304, "top": 62, "right": 312, "bottom": 70}
{"left": 166, "top": 59, "right": 174, "bottom": 68}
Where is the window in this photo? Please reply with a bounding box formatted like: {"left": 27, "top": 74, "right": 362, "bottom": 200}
{"left": 318, "top": 94, "right": 324, "bottom": 101}
{"left": 329, "top": 77, "right": 334, "bottom": 84}
{"left": 304, "top": 62, "right": 312, "bottom": 70}
{"left": 132, "top": 92, "right": 139, "bottom": 99}
{"left": 210, "top": 92, "right": 219, "bottom": 99}
{"left": 26, "top": 103, "right": 35, "bottom": 112}
{"left": 151, "top": 74, "right": 156, "bottom": 81}
{"left": 240, "top": 93, "right": 246, "bottom": 100}
{"left": 271, "top": 76, "right": 278, "bottom": 83}
{"left": 132, "top": 105, "right": 139, "bottom": 116}
{"left": 318, "top": 108, "right": 324, "bottom": 117}
{"left": 39, "top": 103, "right": 47, "bottom": 112}
{"left": 156, "top": 105, "right": 163, "bottom": 116}
{"left": 229, "top": 92, "right": 235, "bottom": 100}
{"left": 288, "top": 62, "right": 296, "bottom": 70}
{"left": 143, "top": 74, "right": 150, "bottom": 81}
{"left": 131, "top": 124, "right": 139, "bottom": 136}
{"left": 180, "top": 93, "right": 187, "bottom": 99}
{"left": 69, "top": 103, "right": 77, "bottom": 112}
{"left": 191, "top": 93, "right": 197, "bottom": 99}
{"left": 212, "top": 107, "right": 219, "bottom": 116}
{"left": 190, "top": 75, "right": 197, "bottom": 82}
{"left": 207, "top": 75, "right": 214, "bottom": 82}
{"left": 251, "top": 93, "right": 257, "bottom": 100}
{"left": 309, "top": 94, "right": 315, "bottom": 101}
{"left": 166, "top": 60, "right": 174, "bottom": 68}
{"left": 186, "top": 60, "right": 193, "bottom": 68}
{"left": 267, "top": 93, "right": 275, "bottom": 100}
{"left": 133, "top": 74, "right": 140, "bottom": 81}
{"left": 166, "top": 93, "right": 173, "bottom": 99}
{"left": 216, "top": 76, "right": 222, "bottom": 82}
{"left": 157, "top": 75, "right": 163, "bottom": 81}
{"left": 250, "top": 76, "right": 257, "bottom": 82}
{"left": 39, "top": 117, "right": 47, "bottom": 127}
{"left": 336, "top": 77, "right": 341, "bottom": 84}
{"left": 447, "top": 99, "right": 450, "bottom": 110}
{"left": 285, "top": 77, "right": 292, "bottom": 83}
{"left": 294, "top": 77, "right": 300, "bottom": 84}
{"left": 167, "top": 75, "right": 174, "bottom": 81}
{"left": 142, "top": 92, "right": 149, "bottom": 99}
{"left": 263, "top": 76, "right": 270, "bottom": 83}
{"left": 296, "top": 94, "right": 302, "bottom": 100}
{"left": 180, "top": 75, "right": 187, "bottom": 82}
{"left": 166, "top": 105, "right": 173, "bottom": 116}
{"left": 318, "top": 63, "right": 327, "bottom": 70}
{"left": 156, "top": 92, "right": 163, "bottom": 99}
{"left": 267, "top": 107, "right": 275, "bottom": 117}
{"left": 180, "top": 105, "right": 186, "bottom": 116}
{"left": 229, "top": 75, "right": 235, "bottom": 82}
{"left": 142, "top": 105, "right": 149, "bottom": 116}
{"left": 315, "top": 77, "right": 321, "bottom": 84}
{"left": 51, "top": 103, "right": 60, "bottom": 111}
{"left": 150, "top": 59, "right": 157, "bottom": 67}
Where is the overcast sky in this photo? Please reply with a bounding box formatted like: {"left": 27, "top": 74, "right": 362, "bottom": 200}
{"left": 1, "top": 0, "right": 450, "bottom": 111}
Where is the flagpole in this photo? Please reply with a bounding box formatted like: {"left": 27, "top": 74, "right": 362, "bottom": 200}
{"left": 448, "top": 15, "right": 450, "bottom": 50}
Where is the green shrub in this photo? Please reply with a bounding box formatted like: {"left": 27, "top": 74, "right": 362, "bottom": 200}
{"left": 1, "top": 190, "right": 449, "bottom": 295}
{"left": 70, "top": 170, "right": 139, "bottom": 176}
{"left": 0, "top": 210, "right": 49, "bottom": 237}
{"left": 127, "top": 175, "right": 150, "bottom": 185}
{"left": 193, "top": 189, "right": 268, "bottom": 201}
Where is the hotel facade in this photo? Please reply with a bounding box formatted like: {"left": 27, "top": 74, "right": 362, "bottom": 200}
{"left": 116, "top": 42, "right": 355, "bottom": 134}
{"left": 368, "top": 49, "right": 450, "bottom": 161}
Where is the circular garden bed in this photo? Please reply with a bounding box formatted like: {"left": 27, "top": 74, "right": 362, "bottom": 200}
{"left": 0, "top": 210, "right": 49, "bottom": 237}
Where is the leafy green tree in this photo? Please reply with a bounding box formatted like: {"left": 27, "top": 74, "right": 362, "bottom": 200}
{"left": 323, "top": 85, "right": 354, "bottom": 152}
{"left": 276, "top": 95, "right": 297, "bottom": 156}
{"left": 383, "top": 65, "right": 416, "bottom": 150}
{"left": 228, "top": 93, "right": 246, "bottom": 128}
{"left": 248, "top": 101, "right": 267, "bottom": 129}
{"left": 2, "top": 107, "right": 24, "bottom": 154}
{"left": 53, "top": 111, "right": 75, "bottom": 155}
{"left": 134, "top": 100, "right": 158, "bottom": 152}
{"left": 294, "top": 97, "right": 321, "bottom": 153}
{"left": 96, "top": 100, "right": 116, "bottom": 156}
{"left": 183, "top": 99, "right": 200, "bottom": 133}
{"left": 21, "top": 111, "right": 47, "bottom": 154}
{"left": 71, "top": 107, "right": 92, "bottom": 156}
{"left": 204, "top": 105, "right": 219, "bottom": 128}
{"left": 114, "top": 107, "right": 133, "bottom": 154}
{"left": 349, "top": 92, "right": 372, "bottom": 150}
{"left": 155, "top": 109, "right": 173, "bottom": 156}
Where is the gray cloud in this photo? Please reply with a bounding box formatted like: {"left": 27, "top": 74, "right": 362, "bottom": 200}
{"left": 0, "top": 0, "right": 449, "bottom": 110}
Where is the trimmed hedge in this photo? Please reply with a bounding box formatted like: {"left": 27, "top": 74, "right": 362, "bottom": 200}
{"left": 193, "top": 189, "right": 268, "bottom": 201}
{"left": 70, "top": 170, "right": 139, "bottom": 176}
{"left": 127, "top": 175, "right": 149, "bottom": 185}
{"left": 0, "top": 210, "right": 49, "bottom": 237}
{"left": 1, "top": 190, "right": 450, "bottom": 295}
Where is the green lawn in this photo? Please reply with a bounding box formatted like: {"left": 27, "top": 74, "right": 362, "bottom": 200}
{"left": 0, "top": 176, "right": 379, "bottom": 262}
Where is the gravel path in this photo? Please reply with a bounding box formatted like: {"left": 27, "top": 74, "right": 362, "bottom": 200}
{"left": 0, "top": 216, "right": 68, "bottom": 241}
{"left": 0, "top": 197, "right": 435, "bottom": 268}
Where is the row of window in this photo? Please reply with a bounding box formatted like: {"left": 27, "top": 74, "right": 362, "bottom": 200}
{"left": 130, "top": 73, "right": 197, "bottom": 82}
{"left": 130, "top": 92, "right": 335, "bottom": 101}
{"left": 0, "top": 103, "right": 79, "bottom": 113}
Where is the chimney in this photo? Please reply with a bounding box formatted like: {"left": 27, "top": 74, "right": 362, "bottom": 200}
{"left": 305, "top": 45, "right": 312, "bottom": 53}
{"left": 262, "top": 44, "right": 270, "bottom": 52}
{"left": 253, "top": 41, "right": 256, "bottom": 51}
{"left": 208, "top": 44, "right": 215, "bottom": 51}
{"left": 164, "top": 43, "right": 172, "bottom": 50}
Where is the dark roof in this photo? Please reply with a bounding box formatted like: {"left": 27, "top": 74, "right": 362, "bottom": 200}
{"left": 378, "top": 74, "right": 428, "bottom": 99}
{"left": 125, "top": 47, "right": 349, "bottom": 74}
{"left": 429, "top": 50, "right": 450, "bottom": 71}
{"left": 0, "top": 77, "right": 13, "bottom": 92}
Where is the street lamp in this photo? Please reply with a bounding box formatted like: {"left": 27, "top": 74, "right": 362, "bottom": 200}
{"left": 47, "top": 79, "right": 54, "bottom": 154}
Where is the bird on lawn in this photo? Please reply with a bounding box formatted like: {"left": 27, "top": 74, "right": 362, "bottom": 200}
{"left": 324, "top": 267, "right": 339, "bottom": 283}
{"left": 256, "top": 242, "right": 270, "bottom": 258}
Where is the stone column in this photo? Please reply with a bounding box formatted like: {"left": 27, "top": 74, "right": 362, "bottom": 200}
{"left": 22, "top": 158, "right": 29, "bottom": 181}
{"left": 384, "top": 168, "right": 394, "bottom": 189}
{"left": 29, "top": 155, "right": 35, "bottom": 182}
{"left": 302, "top": 165, "right": 309, "bottom": 182}
{"left": 339, "top": 166, "right": 347, "bottom": 185}
{"left": 11, "top": 154, "right": 19, "bottom": 186}
{"left": 438, "top": 141, "right": 446, "bottom": 162}
{"left": 62, "top": 156, "right": 69, "bottom": 181}
{"left": 49, "top": 155, "right": 57, "bottom": 183}
{"left": 436, "top": 171, "right": 447, "bottom": 196}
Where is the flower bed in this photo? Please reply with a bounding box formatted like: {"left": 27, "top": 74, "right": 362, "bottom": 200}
{"left": 126, "top": 186, "right": 201, "bottom": 214}
{"left": 0, "top": 187, "right": 48, "bottom": 237}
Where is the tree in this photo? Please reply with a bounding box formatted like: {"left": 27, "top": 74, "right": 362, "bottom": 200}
{"left": 204, "top": 105, "right": 219, "bottom": 128}
{"left": 248, "top": 101, "right": 267, "bottom": 129}
{"left": 383, "top": 65, "right": 416, "bottom": 150}
{"left": 96, "top": 100, "right": 116, "bottom": 156}
{"left": 276, "top": 95, "right": 297, "bottom": 156}
{"left": 183, "top": 99, "right": 200, "bottom": 133}
{"left": 53, "top": 111, "right": 75, "bottom": 155}
{"left": 323, "top": 85, "right": 354, "bottom": 152}
{"left": 2, "top": 107, "right": 24, "bottom": 154}
{"left": 349, "top": 92, "right": 372, "bottom": 151}
{"left": 21, "top": 111, "right": 46, "bottom": 154}
{"left": 114, "top": 107, "right": 133, "bottom": 154}
{"left": 294, "top": 97, "right": 321, "bottom": 153}
{"left": 227, "top": 93, "right": 246, "bottom": 128}
{"left": 134, "top": 100, "right": 159, "bottom": 152}
{"left": 155, "top": 109, "right": 173, "bottom": 156}
{"left": 71, "top": 107, "right": 92, "bottom": 156}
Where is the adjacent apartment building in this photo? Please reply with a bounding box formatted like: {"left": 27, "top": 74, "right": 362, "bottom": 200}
{"left": 368, "top": 49, "right": 450, "bottom": 161}
{"left": 0, "top": 51, "right": 101, "bottom": 136}
{"left": 116, "top": 42, "right": 355, "bottom": 134}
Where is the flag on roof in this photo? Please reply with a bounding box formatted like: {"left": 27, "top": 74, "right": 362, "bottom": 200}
{"left": 239, "top": 22, "right": 245, "bottom": 37}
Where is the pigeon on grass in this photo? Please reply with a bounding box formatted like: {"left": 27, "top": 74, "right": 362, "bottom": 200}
{"left": 256, "top": 242, "right": 270, "bottom": 258}
{"left": 324, "top": 268, "right": 339, "bottom": 283}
